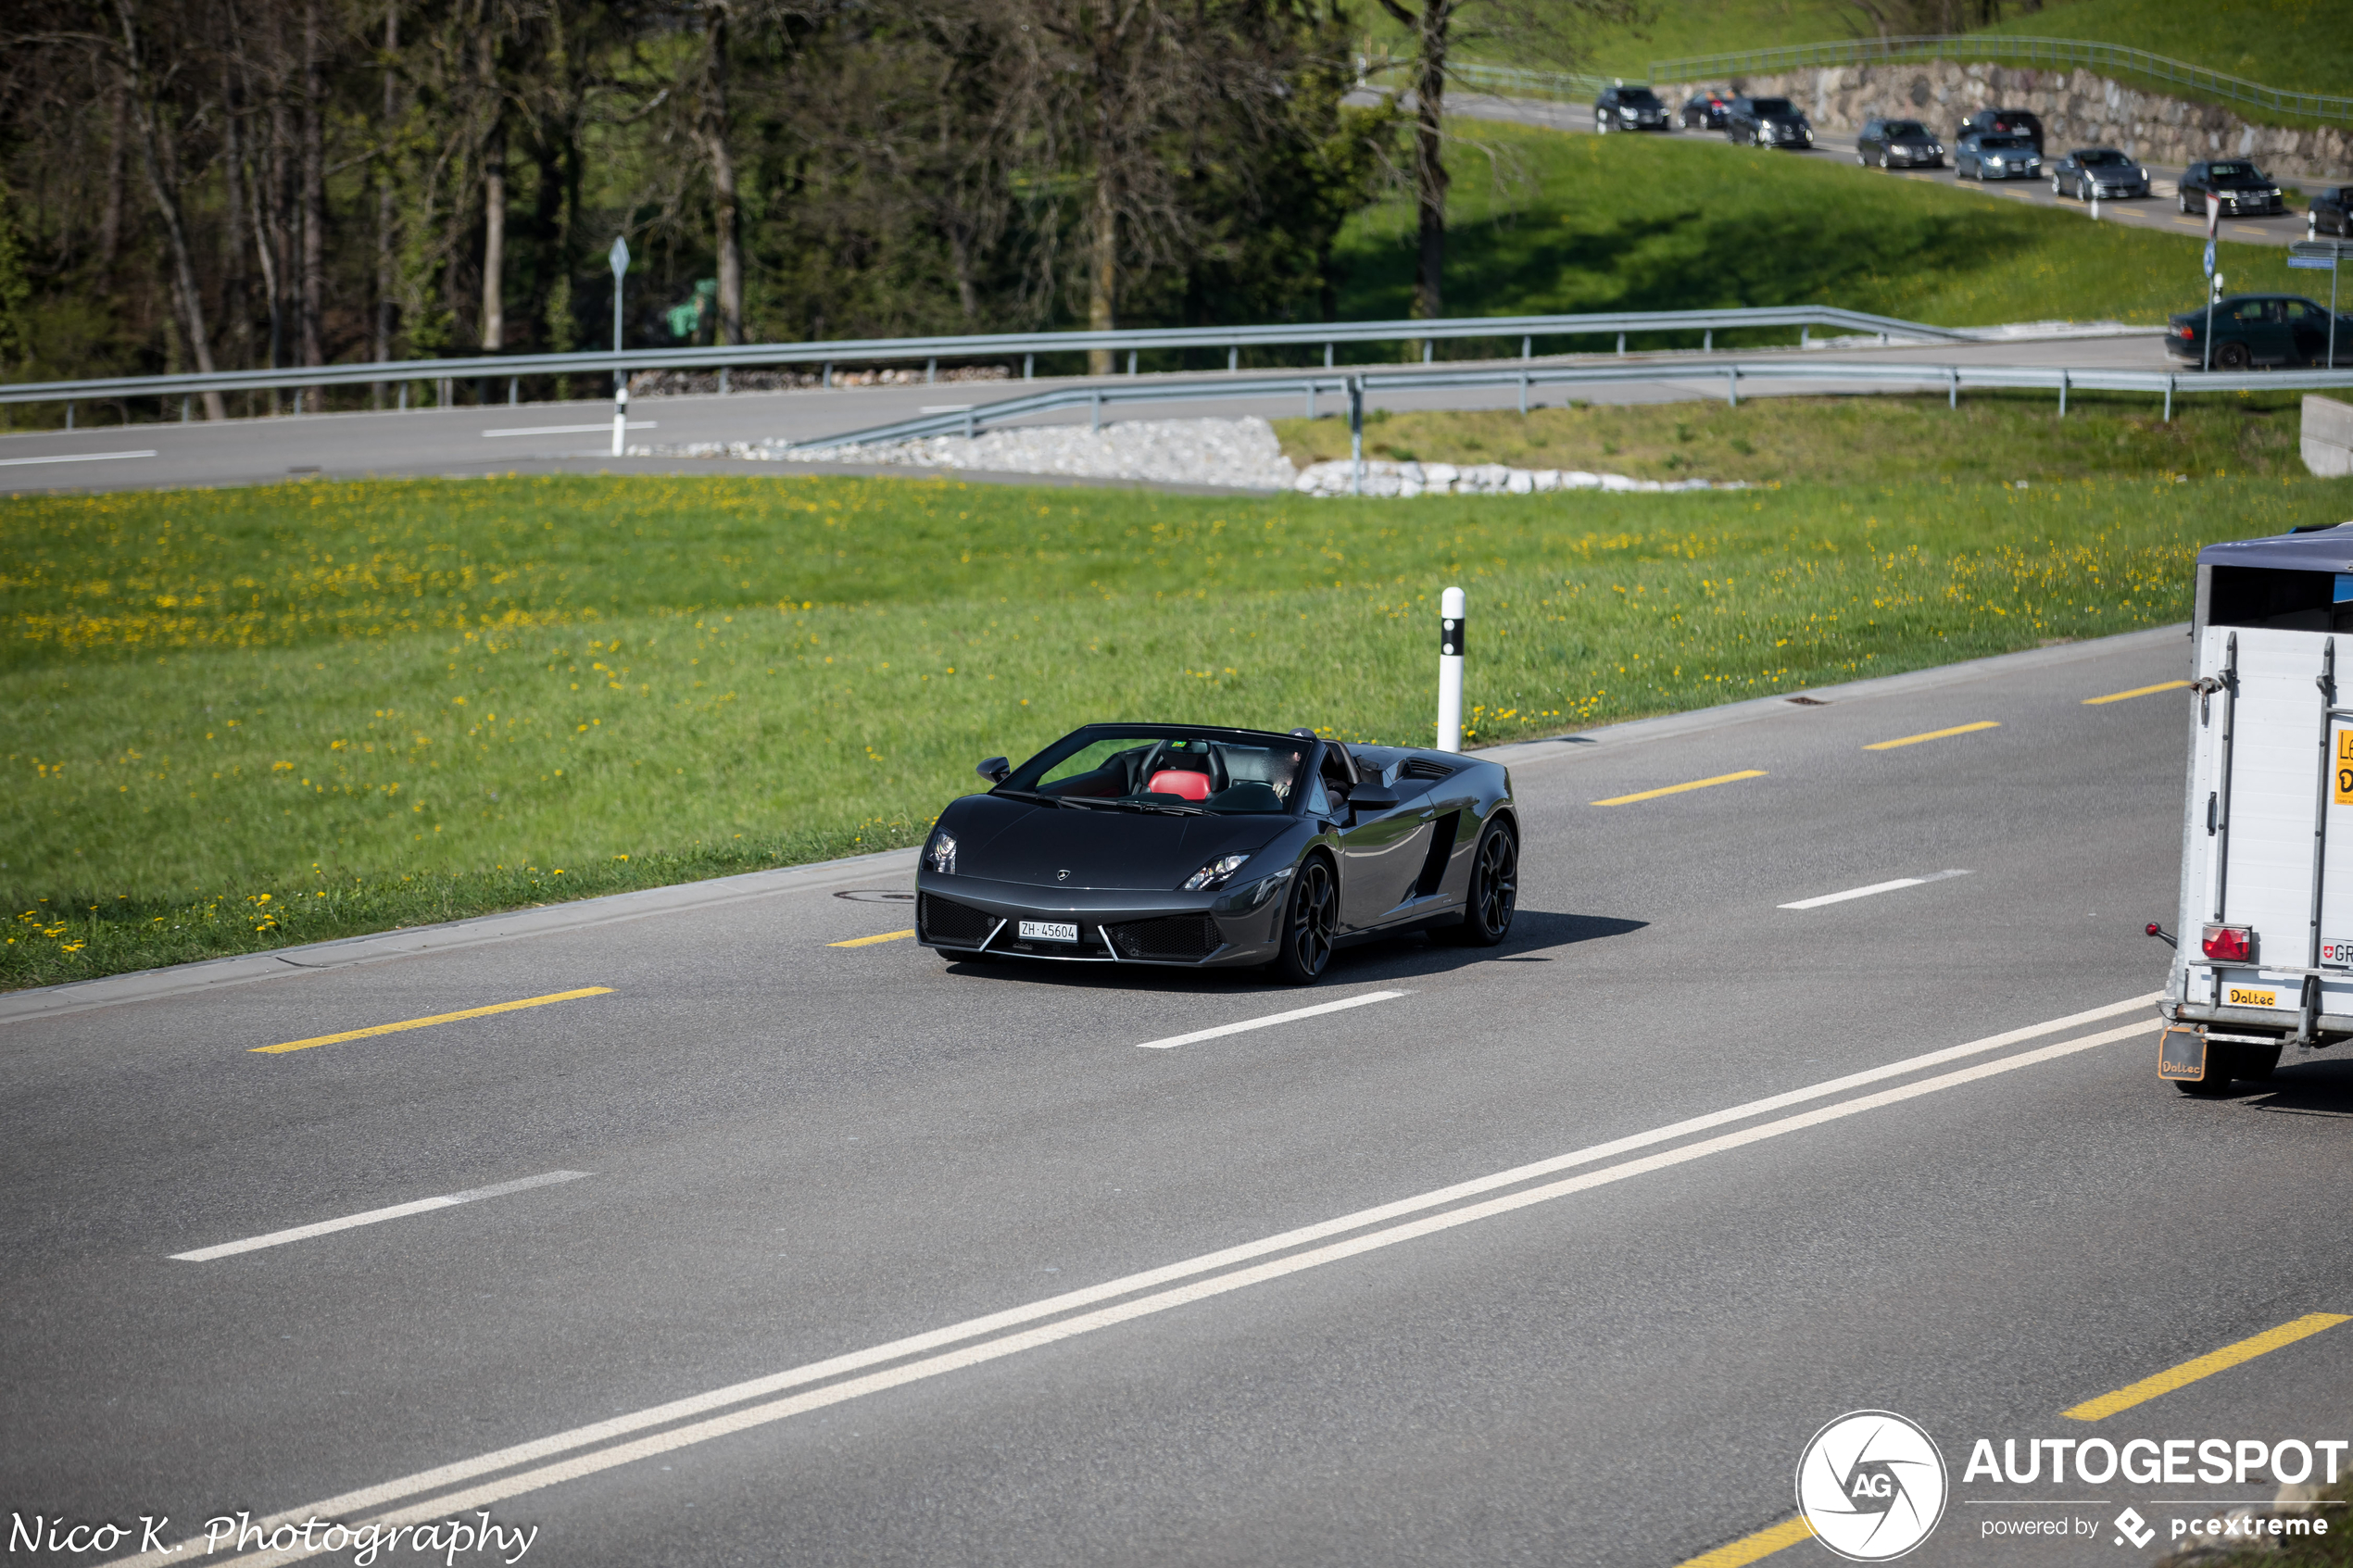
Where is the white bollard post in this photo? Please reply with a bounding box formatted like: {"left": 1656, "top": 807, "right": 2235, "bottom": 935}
{"left": 611, "top": 382, "right": 628, "bottom": 457}
{"left": 1437, "top": 586, "right": 1466, "bottom": 753}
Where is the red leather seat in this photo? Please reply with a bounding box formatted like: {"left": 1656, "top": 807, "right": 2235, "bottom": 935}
{"left": 1145, "top": 769, "right": 1211, "bottom": 801}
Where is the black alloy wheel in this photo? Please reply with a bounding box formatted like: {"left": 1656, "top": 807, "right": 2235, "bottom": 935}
{"left": 1270, "top": 856, "right": 1337, "bottom": 984}
{"left": 2216, "top": 341, "right": 2253, "bottom": 371}
{"left": 1439, "top": 822, "right": 1518, "bottom": 947}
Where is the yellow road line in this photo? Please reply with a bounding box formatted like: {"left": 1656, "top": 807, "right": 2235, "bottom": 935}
{"left": 1864, "top": 721, "right": 2000, "bottom": 750}
{"left": 1592, "top": 770, "right": 1767, "bottom": 807}
{"left": 828, "top": 929, "right": 916, "bottom": 947}
{"left": 2084, "top": 679, "right": 2192, "bottom": 706}
{"left": 254, "top": 987, "right": 615, "bottom": 1055}
{"left": 1676, "top": 1517, "right": 1814, "bottom": 1567}
{"left": 2064, "top": 1312, "right": 2351, "bottom": 1421}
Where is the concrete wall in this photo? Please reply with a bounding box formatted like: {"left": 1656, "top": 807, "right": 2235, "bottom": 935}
{"left": 1658, "top": 59, "right": 2351, "bottom": 183}
{"left": 2307, "top": 395, "right": 2353, "bottom": 479}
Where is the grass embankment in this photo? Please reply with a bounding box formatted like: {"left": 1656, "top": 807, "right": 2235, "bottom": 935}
{"left": 7, "top": 463, "right": 2351, "bottom": 989}
{"left": 1273, "top": 391, "right": 2316, "bottom": 483}
{"left": 1327, "top": 122, "right": 2314, "bottom": 337}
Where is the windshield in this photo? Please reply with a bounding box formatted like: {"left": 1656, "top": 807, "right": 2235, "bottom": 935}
{"left": 2081, "top": 149, "right": 2130, "bottom": 165}
{"left": 1749, "top": 98, "right": 1794, "bottom": 117}
{"left": 1883, "top": 120, "right": 1926, "bottom": 138}
{"left": 1617, "top": 88, "right": 1660, "bottom": 107}
{"left": 1002, "top": 728, "right": 1306, "bottom": 815}
{"left": 2209, "top": 162, "right": 2258, "bottom": 180}
{"left": 1979, "top": 135, "right": 2029, "bottom": 149}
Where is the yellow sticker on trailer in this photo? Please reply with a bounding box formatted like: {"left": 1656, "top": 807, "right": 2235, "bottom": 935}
{"left": 2337, "top": 730, "right": 2353, "bottom": 806}
{"left": 2226, "top": 985, "right": 2282, "bottom": 1009}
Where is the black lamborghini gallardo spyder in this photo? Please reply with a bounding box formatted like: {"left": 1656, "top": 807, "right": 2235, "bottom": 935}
{"left": 915, "top": 723, "right": 1518, "bottom": 983}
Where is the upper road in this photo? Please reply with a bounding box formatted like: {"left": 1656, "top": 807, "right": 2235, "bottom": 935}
{"left": 6, "top": 626, "right": 2349, "bottom": 1567}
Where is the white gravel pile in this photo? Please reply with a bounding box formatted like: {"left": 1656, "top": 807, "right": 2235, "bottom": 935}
{"left": 1291, "top": 458, "right": 1737, "bottom": 497}
{"left": 646, "top": 416, "right": 1738, "bottom": 495}
{"left": 650, "top": 416, "right": 1300, "bottom": 491}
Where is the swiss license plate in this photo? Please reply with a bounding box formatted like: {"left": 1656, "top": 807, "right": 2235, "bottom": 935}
{"left": 1019, "top": 920, "right": 1078, "bottom": 943}
{"left": 2323, "top": 937, "right": 2353, "bottom": 968}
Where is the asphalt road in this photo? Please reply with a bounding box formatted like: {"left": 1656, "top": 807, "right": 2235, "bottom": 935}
{"left": 0, "top": 330, "right": 2176, "bottom": 498}
{"left": 6, "top": 625, "right": 2350, "bottom": 1568}
{"left": 1449, "top": 91, "right": 2329, "bottom": 249}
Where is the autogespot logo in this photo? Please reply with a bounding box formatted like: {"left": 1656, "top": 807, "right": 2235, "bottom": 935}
{"left": 1796, "top": 1411, "right": 1951, "bottom": 1562}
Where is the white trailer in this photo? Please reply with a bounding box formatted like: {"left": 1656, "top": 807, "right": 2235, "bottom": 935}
{"left": 2160, "top": 524, "right": 2353, "bottom": 1092}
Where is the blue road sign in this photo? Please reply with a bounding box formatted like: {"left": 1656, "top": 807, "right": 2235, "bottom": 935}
{"left": 2203, "top": 239, "right": 2217, "bottom": 278}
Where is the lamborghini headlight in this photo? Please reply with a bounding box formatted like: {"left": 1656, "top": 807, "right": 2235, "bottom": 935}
{"left": 1183, "top": 853, "right": 1251, "bottom": 892}
{"left": 925, "top": 831, "right": 957, "bottom": 875}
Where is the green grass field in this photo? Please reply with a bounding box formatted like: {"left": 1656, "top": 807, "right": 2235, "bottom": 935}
{"left": 8, "top": 451, "right": 2353, "bottom": 990}
{"left": 1325, "top": 123, "right": 2308, "bottom": 339}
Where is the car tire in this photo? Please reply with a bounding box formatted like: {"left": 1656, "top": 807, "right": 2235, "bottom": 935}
{"left": 1856, "top": 149, "right": 1865, "bottom": 165}
{"left": 1879, "top": 152, "right": 1890, "bottom": 169}
{"left": 1436, "top": 819, "right": 1518, "bottom": 947}
{"left": 1267, "top": 855, "right": 1337, "bottom": 984}
{"left": 2180, "top": 192, "right": 2193, "bottom": 213}
{"left": 2216, "top": 342, "right": 2252, "bottom": 371}
{"left": 2174, "top": 1041, "right": 2271, "bottom": 1095}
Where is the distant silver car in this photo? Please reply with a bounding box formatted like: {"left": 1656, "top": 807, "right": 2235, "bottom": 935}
{"left": 2050, "top": 147, "right": 2148, "bottom": 201}
{"left": 1957, "top": 132, "right": 2041, "bottom": 182}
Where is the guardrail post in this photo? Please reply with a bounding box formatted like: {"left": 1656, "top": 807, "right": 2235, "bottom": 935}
{"left": 823, "top": 362, "right": 833, "bottom": 388}
{"left": 1422, "top": 341, "right": 1433, "bottom": 364}
{"left": 1227, "top": 346, "right": 1239, "bottom": 372}
{"left": 963, "top": 408, "right": 975, "bottom": 439}
{"left": 1522, "top": 335, "right": 1531, "bottom": 359}
{"left": 2058, "top": 369, "right": 2068, "bottom": 418}
{"left": 181, "top": 396, "right": 190, "bottom": 423}
{"left": 65, "top": 402, "right": 74, "bottom": 430}
{"left": 1703, "top": 329, "right": 1712, "bottom": 352}
{"left": 1348, "top": 376, "right": 1365, "bottom": 495}
{"left": 719, "top": 368, "right": 730, "bottom": 395}
{"left": 1090, "top": 388, "right": 1102, "bottom": 433}
{"left": 925, "top": 358, "right": 937, "bottom": 384}
{"left": 1617, "top": 332, "right": 1626, "bottom": 356}
{"left": 1725, "top": 366, "right": 1738, "bottom": 408}
{"left": 1324, "top": 343, "right": 1334, "bottom": 369}
{"left": 2164, "top": 375, "right": 2174, "bottom": 422}
{"left": 1306, "top": 382, "right": 1317, "bottom": 420}
{"left": 508, "top": 377, "right": 519, "bottom": 405}
{"left": 1948, "top": 367, "right": 1958, "bottom": 409}
{"left": 1518, "top": 369, "right": 1529, "bottom": 415}
{"left": 1024, "top": 353, "right": 1034, "bottom": 380}
{"left": 397, "top": 383, "right": 408, "bottom": 412}
{"left": 1127, "top": 350, "right": 1138, "bottom": 375}
{"left": 1800, "top": 325, "right": 1810, "bottom": 349}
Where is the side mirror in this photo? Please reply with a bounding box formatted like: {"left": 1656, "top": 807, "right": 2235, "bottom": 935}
{"left": 1346, "top": 784, "right": 1401, "bottom": 817}
{"left": 977, "top": 756, "right": 1010, "bottom": 784}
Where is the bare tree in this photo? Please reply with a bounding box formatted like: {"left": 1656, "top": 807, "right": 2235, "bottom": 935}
{"left": 107, "top": 0, "right": 228, "bottom": 418}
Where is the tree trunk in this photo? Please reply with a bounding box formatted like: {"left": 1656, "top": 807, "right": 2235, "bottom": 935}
{"left": 1410, "top": 0, "right": 1449, "bottom": 322}
{"left": 1088, "top": 169, "right": 1115, "bottom": 375}
{"left": 222, "top": 83, "right": 252, "bottom": 371}
{"left": 698, "top": 7, "right": 743, "bottom": 345}
{"left": 375, "top": 0, "right": 398, "bottom": 392}
{"left": 99, "top": 73, "right": 129, "bottom": 275}
{"left": 298, "top": 0, "right": 327, "bottom": 406}
{"left": 111, "top": 6, "right": 228, "bottom": 420}
{"left": 481, "top": 121, "right": 506, "bottom": 351}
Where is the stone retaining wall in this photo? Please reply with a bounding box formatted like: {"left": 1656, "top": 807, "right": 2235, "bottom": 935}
{"left": 1658, "top": 58, "right": 2350, "bottom": 182}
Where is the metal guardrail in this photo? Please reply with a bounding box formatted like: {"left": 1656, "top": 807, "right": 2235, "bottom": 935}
{"left": 1445, "top": 62, "right": 1617, "bottom": 105}
{"left": 1648, "top": 36, "right": 2353, "bottom": 126}
{"left": 0, "top": 306, "right": 1975, "bottom": 411}
{"left": 779, "top": 358, "right": 2353, "bottom": 452}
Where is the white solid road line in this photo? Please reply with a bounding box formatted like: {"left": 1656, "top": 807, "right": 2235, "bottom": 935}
{"left": 169, "top": 1171, "right": 589, "bottom": 1262}
{"left": 180, "top": 1014, "right": 2161, "bottom": 1568}
{"left": 1134, "top": 989, "right": 1408, "bottom": 1049}
{"left": 479, "top": 421, "right": 656, "bottom": 438}
{"left": 1780, "top": 869, "right": 1972, "bottom": 910}
{"left": 103, "top": 991, "right": 2158, "bottom": 1568}
{"left": 0, "top": 448, "right": 157, "bottom": 467}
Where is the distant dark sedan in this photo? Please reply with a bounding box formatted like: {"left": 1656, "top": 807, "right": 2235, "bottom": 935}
{"left": 2050, "top": 147, "right": 2148, "bottom": 201}
{"left": 1680, "top": 91, "right": 1730, "bottom": 131}
{"left": 2177, "top": 159, "right": 2284, "bottom": 217}
{"left": 1593, "top": 84, "right": 1670, "bottom": 133}
{"left": 1855, "top": 117, "right": 1943, "bottom": 169}
{"left": 1956, "top": 132, "right": 2041, "bottom": 181}
{"left": 1727, "top": 95, "right": 1813, "bottom": 150}
{"left": 2309, "top": 184, "right": 2351, "bottom": 237}
{"left": 2168, "top": 294, "right": 2351, "bottom": 370}
{"left": 917, "top": 723, "right": 1520, "bottom": 984}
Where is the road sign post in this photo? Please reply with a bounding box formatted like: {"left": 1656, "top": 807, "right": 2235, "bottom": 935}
{"left": 2207, "top": 272, "right": 2224, "bottom": 373}
{"left": 2293, "top": 240, "right": 2349, "bottom": 370}
{"left": 609, "top": 236, "right": 631, "bottom": 456}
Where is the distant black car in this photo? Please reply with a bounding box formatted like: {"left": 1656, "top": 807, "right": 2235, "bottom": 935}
{"left": 1855, "top": 118, "right": 1943, "bottom": 169}
{"left": 1680, "top": 90, "right": 1730, "bottom": 131}
{"left": 2167, "top": 295, "right": 2350, "bottom": 370}
{"left": 919, "top": 724, "right": 1520, "bottom": 984}
{"left": 2049, "top": 147, "right": 2148, "bottom": 201}
{"left": 1954, "top": 107, "right": 2045, "bottom": 153}
{"left": 1727, "top": 95, "right": 1813, "bottom": 150}
{"left": 2178, "top": 159, "right": 2284, "bottom": 217}
{"left": 1956, "top": 132, "right": 2041, "bottom": 182}
{"left": 2313, "top": 185, "right": 2353, "bottom": 237}
{"left": 1593, "top": 84, "right": 1669, "bottom": 133}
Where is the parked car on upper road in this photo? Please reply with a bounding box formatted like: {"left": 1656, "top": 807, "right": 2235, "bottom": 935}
{"left": 2049, "top": 147, "right": 2149, "bottom": 201}
{"left": 1593, "top": 84, "right": 1670, "bottom": 133}
{"left": 2177, "top": 159, "right": 2285, "bottom": 217}
{"left": 1956, "top": 132, "right": 2041, "bottom": 181}
{"left": 2167, "top": 295, "right": 2351, "bottom": 370}
{"left": 1680, "top": 90, "right": 1730, "bottom": 131}
{"left": 1953, "top": 107, "right": 2045, "bottom": 153}
{"left": 1727, "top": 96, "right": 1814, "bottom": 149}
{"left": 1854, "top": 118, "right": 1944, "bottom": 169}
{"left": 2312, "top": 185, "right": 2352, "bottom": 236}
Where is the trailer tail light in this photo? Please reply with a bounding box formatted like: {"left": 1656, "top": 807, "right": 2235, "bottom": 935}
{"left": 2201, "top": 923, "right": 2254, "bottom": 961}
